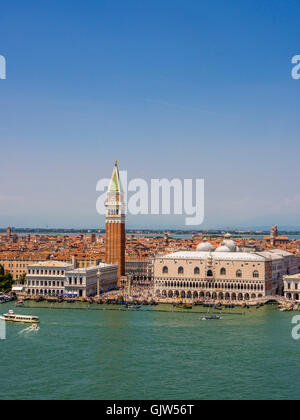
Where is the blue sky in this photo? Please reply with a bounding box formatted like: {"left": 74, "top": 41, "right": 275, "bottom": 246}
{"left": 1, "top": 0, "right": 300, "bottom": 229}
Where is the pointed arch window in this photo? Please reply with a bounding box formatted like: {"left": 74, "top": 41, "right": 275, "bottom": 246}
{"left": 178, "top": 267, "right": 184, "bottom": 275}
{"left": 220, "top": 268, "right": 226, "bottom": 275}
{"left": 194, "top": 267, "right": 200, "bottom": 275}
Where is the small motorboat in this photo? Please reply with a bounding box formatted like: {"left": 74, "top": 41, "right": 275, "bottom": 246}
{"left": 201, "top": 315, "right": 221, "bottom": 321}
{"left": 126, "top": 304, "right": 141, "bottom": 311}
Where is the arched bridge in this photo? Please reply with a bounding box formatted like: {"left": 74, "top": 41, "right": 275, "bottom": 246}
{"left": 255, "top": 295, "right": 292, "bottom": 304}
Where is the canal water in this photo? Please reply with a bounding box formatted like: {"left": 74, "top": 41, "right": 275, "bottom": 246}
{"left": 0, "top": 302, "right": 299, "bottom": 400}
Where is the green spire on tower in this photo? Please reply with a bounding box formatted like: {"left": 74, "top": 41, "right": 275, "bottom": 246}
{"left": 108, "top": 159, "right": 123, "bottom": 192}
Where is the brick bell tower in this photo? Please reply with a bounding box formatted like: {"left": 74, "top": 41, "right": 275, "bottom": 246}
{"left": 105, "top": 160, "right": 126, "bottom": 286}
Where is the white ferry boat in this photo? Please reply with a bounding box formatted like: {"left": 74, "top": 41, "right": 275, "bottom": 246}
{"left": 0, "top": 310, "right": 39, "bottom": 324}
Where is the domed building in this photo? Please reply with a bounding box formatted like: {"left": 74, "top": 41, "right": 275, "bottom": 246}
{"left": 222, "top": 233, "right": 237, "bottom": 252}
{"left": 196, "top": 241, "right": 215, "bottom": 252}
{"left": 215, "top": 245, "right": 231, "bottom": 253}
{"left": 197, "top": 233, "right": 237, "bottom": 253}
{"left": 153, "top": 233, "right": 300, "bottom": 302}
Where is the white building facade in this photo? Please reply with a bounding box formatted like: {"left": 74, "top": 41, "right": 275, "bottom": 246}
{"left": 153, "top": 236, "right": 300, "bottom": 302}
{"left": 283, "top": 273, "right": 300, "bottom": 302}
{"left": 26, "top": 261, "right": 72, "bottom": 296}
{"left": 26, "top": 261, "right": 118, "bottom": 298}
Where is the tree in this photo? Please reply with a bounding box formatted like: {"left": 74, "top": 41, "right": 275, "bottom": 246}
{"left": 0, "top": 273, "right": 13, "bottom": 293}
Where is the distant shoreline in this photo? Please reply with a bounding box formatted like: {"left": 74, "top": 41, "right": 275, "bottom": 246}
{"left": 1, "top": 229, "right": 300, "bottom": 239}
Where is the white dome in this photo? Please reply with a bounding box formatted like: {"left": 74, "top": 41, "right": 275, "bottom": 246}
{"left": 223, "top": 239, "right": 237, "bottom": 252}
{"left": 196, "top": 241, "right": 215, "bottom": 252}
{"left": 215, "top": 245, "right": 231, "bottom": 253}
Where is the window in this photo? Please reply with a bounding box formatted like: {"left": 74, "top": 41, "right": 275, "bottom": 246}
{"left": 253, "top": 270, "right": 259, "bottom": 278}
{"left": 220, "top": 268, "right": 226, "bottom": 275}
{"left": 178, "top": 267, "right": 184, "bottom": 275}
{"left": 162, "top": 266, "right": 168, "bottom": 274}
{"left": 236, "top": 270, "right": 242, "bottom": 278}
{"left": 194, "top": 267, "right": 200, "bottom": 275}
{"left": 207, "top": 270, "right": 213, "bottom": 277}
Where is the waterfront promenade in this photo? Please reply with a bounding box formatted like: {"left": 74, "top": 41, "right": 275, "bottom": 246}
{"left": 13, "top": 285, "right": 299, "bottom": 313}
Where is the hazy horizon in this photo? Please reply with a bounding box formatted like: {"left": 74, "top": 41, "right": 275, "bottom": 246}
{"left": 2, "top": 222, "right": 300, "bottom": 232}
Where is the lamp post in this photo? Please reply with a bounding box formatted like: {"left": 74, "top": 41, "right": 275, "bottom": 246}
{"left": 128, "top": 274, "right": 132, "bottom": 300}
{"left": 97, "top": 268, "right": 101, "bottom": 297}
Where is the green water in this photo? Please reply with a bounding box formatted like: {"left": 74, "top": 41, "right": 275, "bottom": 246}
{"left": 1, "top": 302, "right": 300, "bottom": 400}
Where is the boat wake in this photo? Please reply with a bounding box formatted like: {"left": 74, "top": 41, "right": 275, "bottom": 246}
{"left": 18, "top": 325, "right": 40, "bottom": 335}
